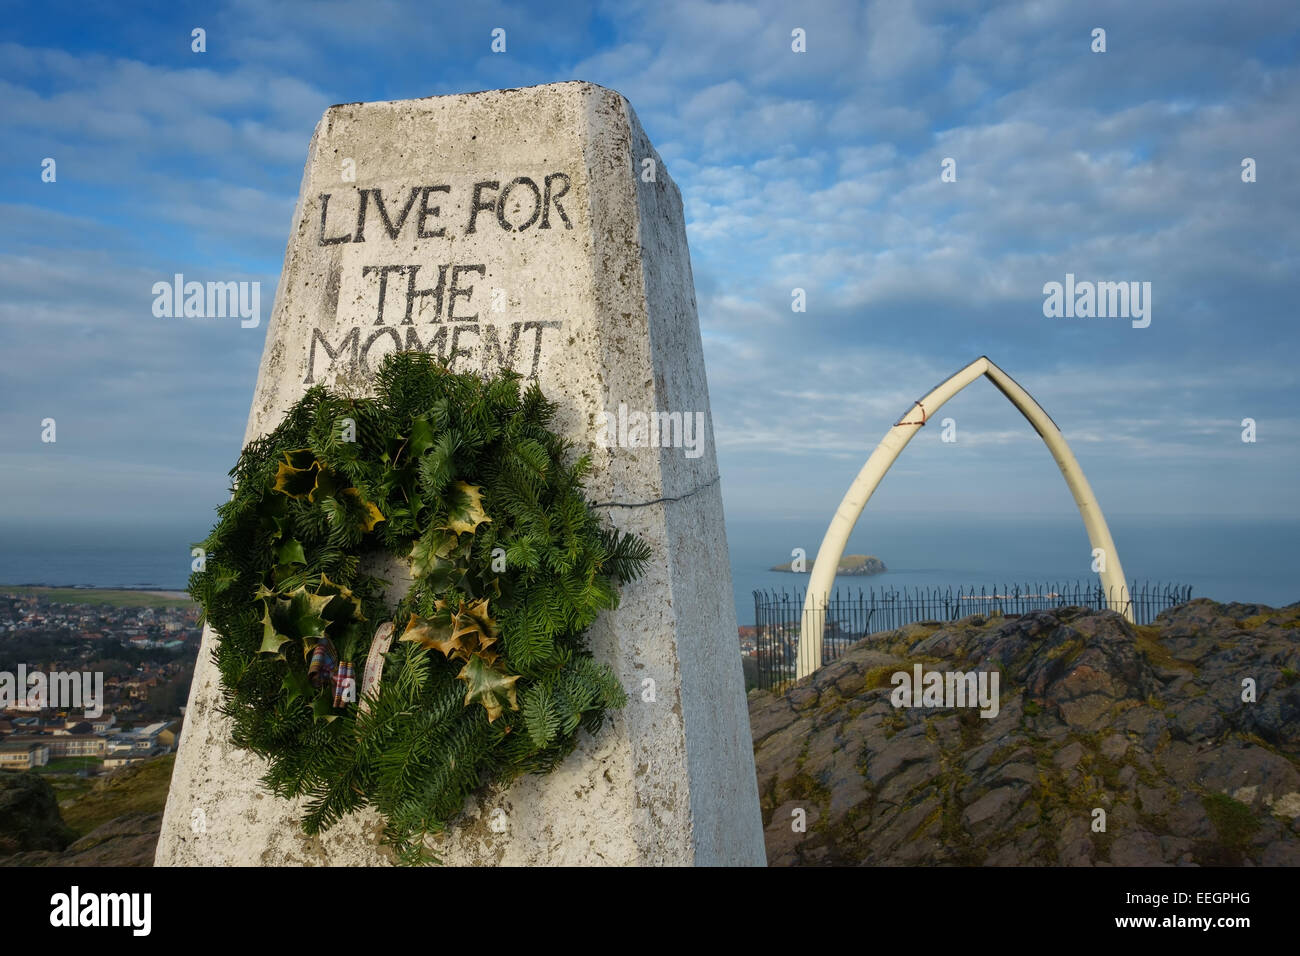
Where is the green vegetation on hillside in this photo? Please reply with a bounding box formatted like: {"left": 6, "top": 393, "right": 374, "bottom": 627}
{"left": 58, "top": 755, "right": 175, "bottom": 837}
{"left": 37, "top": 757, "right": 102, "bottom": 775}
{"left": 1, "top": 586, "right": 196, "bottom": 609}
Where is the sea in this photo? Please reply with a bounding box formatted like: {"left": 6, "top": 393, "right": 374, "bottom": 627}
{"left": 0, "top": 513, "right": 1295, "bottom": 626}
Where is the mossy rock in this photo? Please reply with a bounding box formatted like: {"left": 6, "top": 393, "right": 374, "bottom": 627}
{"left": 0, "top": 772, "right": 77, "bottom": 854}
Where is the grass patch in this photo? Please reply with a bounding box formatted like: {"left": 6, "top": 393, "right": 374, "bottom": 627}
{"left": 59, "top": 755, "right": 175, "bottom": 836}
{"left": 862, "top": 664, "right": 900, "bottom": 691}
{"left": 1241, "top": 612, "right": 1300, "bottom": 630}
{"left": 957, "top": 709, "right": 982, "bottom": 748}
{"left": 1091, "top": 754, "right": 1125, "bottom": 791}
{"left": 1133, "top": 625, "right": 1195, "bottom": 673}
{"left": 1045, "top": 637, "right": 1085, "bottom": 665}
{"left": 0, "top": 586, "right": 195, "bottom": 609}
{"left": 1201, "top": 792, "right": 1259, "bottom": 853}
{"left": 880, "top": 710, "right": 907, "bottom": 738}
{"left": 36, "top": 757, "right": 103, "bottom": 775}
{"left": 987, "top": 741, "right": 1023, "bottom": 766}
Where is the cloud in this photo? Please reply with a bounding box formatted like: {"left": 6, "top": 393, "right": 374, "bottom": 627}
{"left": 0, "top": 0, "right": 1296, "bottom": 531}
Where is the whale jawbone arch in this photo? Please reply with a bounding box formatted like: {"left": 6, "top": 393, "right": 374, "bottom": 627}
{"left": 796, "top": 356, "right": 1131, "bottom": 680}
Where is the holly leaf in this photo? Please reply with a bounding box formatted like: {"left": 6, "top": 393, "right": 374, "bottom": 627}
{"left": 442, "top": 481, "right": 491, "bottom": 535}
{"left": 257, "top": 602, "right": 290, "bottom": 657}
{"left": 408, "top": 532, "right": 439, "bottom": 573}
{"left": 407, "top": 417, "right": 436, "bottom": 460}
{"left": 272, "top": 450, "right": 320, "bottom": 499}
{"left": 313, "top": 468, "right": 341, "bottom": 500}
{"left": 343, "top": 487, "right": 385, "bottom": 532}
{"left": 275, "top": 539, "right": 307, "bottom": 566}
{"left": 457, "top": 655, "right": 520, "bottom": 723}
{"left": 312, "top": 691, "right": 340, "bottom": 722}
{"left": 267, "top": 585, "right": 332, "bottom": 647}
{"left": 381, "top": 434, "right": 405, "bottom": 468}
{"left": 283, "top": 449, "right": 317, "bottom": 470}
{"left": 315, "top": 574, "right": 365, "bottom": 623}
{"left": 408, "top": 530, "right": 465, "bottom": 590}
{"left": 450, "top": 597, "right": 499, "bottom": 659}
{"left": 314, "top": 573, "right": 355, "bottom": 602}
{"left": 256, "top": 492, "right": 289, "bottom": 539}
{"left": 281, "top": 665, "right": 313, "bottom": 703}
{"left": 398, "top": 613, "right": 459, "bottom": 657}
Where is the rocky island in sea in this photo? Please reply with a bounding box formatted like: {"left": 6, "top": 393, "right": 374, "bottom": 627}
{"left": 770, "top": 554, "right": 887, "bottom": 575}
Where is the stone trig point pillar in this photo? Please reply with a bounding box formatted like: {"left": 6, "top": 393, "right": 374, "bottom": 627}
{"left": 157, "top": 82, "right": 766, "bottom": 866}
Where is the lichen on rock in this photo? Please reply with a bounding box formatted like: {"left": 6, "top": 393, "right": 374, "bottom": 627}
{"left": 751, "top": 598, "right": 1300, "bottom": 866}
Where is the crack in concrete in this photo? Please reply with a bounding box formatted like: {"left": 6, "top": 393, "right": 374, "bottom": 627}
{"left": 594, "top": 474, "right": 720, "bottom": 508}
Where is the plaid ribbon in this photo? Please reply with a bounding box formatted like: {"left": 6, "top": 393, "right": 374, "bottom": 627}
{"left": 306, "top": 637, "right": 338, "bottom": 690}
{"left": 333, "top": 661, "right": 356, "bottom": 709}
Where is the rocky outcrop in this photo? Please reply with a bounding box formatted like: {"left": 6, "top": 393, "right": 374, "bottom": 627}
{"left": 2, "top": 812, "right": 161, "bottom": 867}
{"left": 750, "top": 599, "right": 1300, "bottom": 865}
{"left": 0, "top": 772, "right": 76, "bottom": 854}
{"left": 0, "top": 755, "right": 173, "bottom": 866}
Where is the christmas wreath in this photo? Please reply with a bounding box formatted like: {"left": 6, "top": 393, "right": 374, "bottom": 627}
{"left": 189, "top": 351, "right": 650, "bottom": 864}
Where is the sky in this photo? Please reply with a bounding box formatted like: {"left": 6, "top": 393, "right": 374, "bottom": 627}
{"left": 1, "top": 0, "right": 1298, "bottom": 540}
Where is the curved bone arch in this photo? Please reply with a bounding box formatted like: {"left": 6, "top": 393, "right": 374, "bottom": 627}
{"left": 797, "top": 355, "right": 1131, "bottom": 679}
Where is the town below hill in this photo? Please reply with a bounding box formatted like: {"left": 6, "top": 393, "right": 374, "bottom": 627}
{"left": 0, "top": 587, "right": 198, "bottom": 782}
{"left": 0, "top": 587, "right": 200, "bottom": 865}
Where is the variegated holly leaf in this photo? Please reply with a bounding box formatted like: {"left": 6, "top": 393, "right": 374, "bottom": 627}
{"left": 450, "top": 597, "right": 500, "bottom": 660}
{"left": 408, "top": 529, "right": 466, "bottom": 590}
{"left": 442, "top": 481, "right": 491, "bottom": 535}
{"left": 315, "top": 574, "right": 366, "bottom": 624}
{"left": 313, "top": 468, "right": 341, "bottom": 500}
{"left": 397, "top": 613, "right": 458, "bottom": 656}
{"left": 457, "top": 655, "right": 520, "bottom": 723}
{"left": 408, "top": 529, "right": 459, "bottom": 573}
{"left": 283, "top": 449, "right": 317, "bottom": 470}
{"left": 342, "top": 487, "right": 385, "bottom": 532}
{"left": 272, "top": 449, "right": 321, "bottom": 499}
